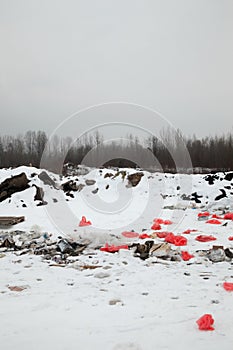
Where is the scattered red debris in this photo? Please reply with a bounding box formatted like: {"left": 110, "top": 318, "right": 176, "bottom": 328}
{"left": 196, "top": 314, "right": 215, "bottom": 331}
{"left": 121, "top": 231, "right": 139, "bottom": 238}
{"left": 156, "top": 232, "right": 172, "bottom": 239}
{"left": 79, "top": 216, "right": 92, "bottom": 227}
{"left": 224, "top": 212, "right": 233, "bottom": 220}
{"left": 183, "top": 229, "right": 198, "bottom": 234}
{"left": 100, "top": 243, "right": 128, "bottom": 253}
{"left": 181, "top": 251, "right": 194, "bottom": 261}
{"left": 212, "top": 214, "right": 223, "bottom": 219}
{"left": 139, "top": 233, "right": 151, "bottom": 239}
{"left": 223, "top": 282, "right": 233, "bottom": 291}
{"left": 151, "top": 223, "right": 162, "bottom": 230}
{"left": 228, "top": 236, "right": 233, "bottom": 241}
{"left": 195, "top": 235, "right": 217, "bottom": 242}
{"left": 206, "top": 219, "right": 222, "bottom": 225}
{"left": 198, "top": 212, "right": 210, "bottom": 218}
{"left": 153, "top": 218, "right": 172, "bottom": 225}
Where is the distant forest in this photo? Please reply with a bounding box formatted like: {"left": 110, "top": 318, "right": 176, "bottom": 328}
{"left": 0, "top": 129, "right": 233, "bottom": 172}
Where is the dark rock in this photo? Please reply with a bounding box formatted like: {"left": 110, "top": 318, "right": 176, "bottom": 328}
{"left": 127, "top": 172, "right": 144, "bottom": 187}
{"left": 215, "top": 189, "right": 227, "bottom": 201}
{"left": 224, "top": 173, "right": 233, "bottom": 182}
{"left": 225, "top": 248, "right": 233, "bottom": 259}
{"left": 38, "top": 171, "right": 57, "bottom": 188}
{"left": 85, "top": 179, "right": 96, "bottom": 186}
{"left": 0, "top": 173, "right": 30, "bottom": 202}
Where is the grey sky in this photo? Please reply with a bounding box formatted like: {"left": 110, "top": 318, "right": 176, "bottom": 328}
{"left": 1, "top": 0, "right": 233, "bottom": 139}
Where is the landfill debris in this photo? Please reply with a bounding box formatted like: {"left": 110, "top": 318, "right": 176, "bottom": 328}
{"left": 121, "top": 231, "right": 139, "bottom": 238}
{"left": 0, "top": 216, "right": 25, "bottom": 227}
{"left": 196, "top": 314, "right": 215, "bottom": 331}
{"left": 127, "top": 172, "right": 144, "bottom": 187}
{"left": 79, "top": 216, "right": 92, "bottom": 227}
{"left": 206, "top": 219, "right": 222, "bottom": 225}
{"left": 100, "top": 243, "right": 129, "bottom": 253}
{"left": 181, "top": 251, "right": 194, "bottom": 261}
{"left": 207, "top": 247, "right": 226, "bottom": 262}
{"left": 8, "top": 285, "right": 28, "bottom": 292}
{"left": 85, "top": 179, "right": 96, "bottom": 186}
{"left": 223, "top": 282, "right": 233, "bottom": 291}
{"left": 224, "top": 212, "right": 233, "bottom": 220}
{"left": 195, "top": 235, "right": 217, "bottom": 242}
{"left": 109, "top": 299, "right": 122, "bottom": 306}
{"left": 151, "top": 223, "right": 162, "bottom": 230}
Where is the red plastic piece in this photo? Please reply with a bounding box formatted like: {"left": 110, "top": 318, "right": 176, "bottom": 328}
{"left": 196, "top": 314, "right": 214, "bottom": 331}
{"left": 156, "top": 231, "right": 172, "bottom": 239}
{"left": 100, "top": 243, "right": 128, "bottom": 253}
{"left": 164, "top": 234, "right": 187, "bottom": 246}
{"left": 79, "top": 216, "right": 92, "bottom": 227}
{"left": 165, "top": 233, "right": 175, "bottom": 244}
{"left": 195, "top": 235, "right": 217, "bottom": 242}
{"left": 212, "top": 214, "right": 223, "bottom": 219}
{"left": 228, "top": 236, "right": 233, "bottom": 241}
{"left": 224, "top": 213, "right": 233, "bottom": 220}
{"left": 181, "top": 251, "right": 194, "bottom": 261}
{"left": 121, "top": 231, "right": 139, "bottom": 238}
{"left": 198, "top": 212, "right": 210, "bottom": 217}
{"left": 139, "top": 233, "right": 151, "bottom": 239}
{"left": 153, "top": 218, "right": 164, "bottom": 224}
{"left": 151, "top": 223, "right": 162, "bottom": 230}
{"left": 153, "top": 218, "right": 172, "bottom": 225}
{"left": 183, "top": 229, "right": 197, "bottom": 234}
{"left": 206, "top": 219, "right": 222, "bottom": 224}
{"left": 223, "top": 282, "right": 233, "bottom": 291}
{"left": 163, "top": 220, "right": 173, "bottom": 225}
{"left": 173, "top": 236, "right": 187, "bottom": 246}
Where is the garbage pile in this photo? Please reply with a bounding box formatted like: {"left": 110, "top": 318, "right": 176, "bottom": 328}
{"left": 0, "top": 230, "right": 91, "bottom": 265}
{"left": 1, "top": 227, "right": 233, "bottom": 266}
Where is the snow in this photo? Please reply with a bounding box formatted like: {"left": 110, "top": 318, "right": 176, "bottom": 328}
{"left": 1, "top": 166, "right": 233, "bottom": 350}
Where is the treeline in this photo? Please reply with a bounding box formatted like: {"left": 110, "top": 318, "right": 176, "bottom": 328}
{"left": 0, "top": 130, "right": 233, "bottom": 171}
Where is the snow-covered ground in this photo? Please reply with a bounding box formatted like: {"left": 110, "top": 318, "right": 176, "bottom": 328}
{"left": 1, "top": 166, "right": 233, "bottom": 350}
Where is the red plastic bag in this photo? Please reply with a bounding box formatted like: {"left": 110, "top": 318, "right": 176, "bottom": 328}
{"left": 139, "top": 233, "right": 151, "bottom": 239}
{"left": 212, "top": 214, "right": 223, "bottom": 219}
{"left": 79, "top": 216, "right": 92, "bottom": 227}
{"left": 223, "top": 282, "right": 233, "bottom": 291}
{"left": 183, "top": 229, "right": 197, "bottom": 234}
{"left": 163, "top": 219, "right": 173, "bottom": 225}
{"left": 196, "top": 314, "right": 214, "bottom": 331}
{"left": 206, "top": 219, "right": 222, "bottom": 224}
{"left": 156, "top": 231, "right": 172, "bottom": 239}
{"left": 100, "top": 243, "right": 128, "bottom": 253}
{"left": 151, "top": 223, "right": 162, "bottom": 230}
{"left": 195, "top": 235, "right": 216, "bottom": 242}
{"left": 173, "top": 236, "right": 187, "bottom": 246}
{"left": 228, "top": 236, "right": 233, "bottom": 241}
{"left": 181, "top": 251, "right": 194, "bottom": 261}
{"left": 153, "top": 218, "right": 164, "bottom": 224}
{"left": 224, "top": 213, "right": 233, "bottom": 220}
{"left": 165, "top": 233, "right": 175, "bottom": 244}
{"left": 153, "top": 218, "right": 172, "bottom": 225}
{"left": 198, "top": 212, "right": 210, "bottom": 218}
{"left": 121, "top": 231, "right": 139, "bottom": 238}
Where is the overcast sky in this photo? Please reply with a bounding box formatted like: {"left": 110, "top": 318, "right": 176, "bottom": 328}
{"left": 1, "top": 0, "right": 233, "bottom": 139}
